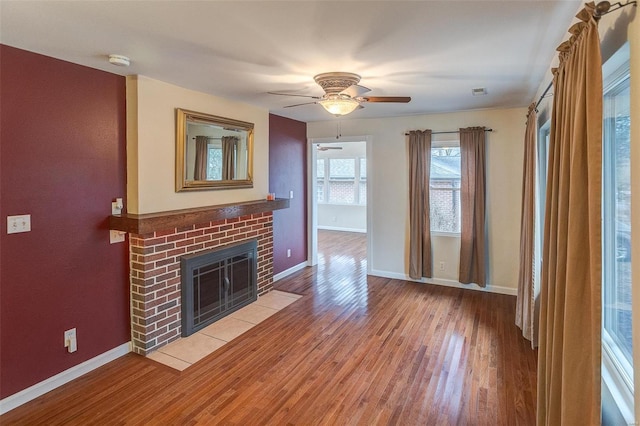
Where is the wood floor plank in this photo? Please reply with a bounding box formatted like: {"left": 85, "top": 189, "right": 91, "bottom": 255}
{"left": 1, "top": 230, "right": 537, "bottom": 425}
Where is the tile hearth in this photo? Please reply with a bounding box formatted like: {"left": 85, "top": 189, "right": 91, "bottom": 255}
{"left": 146, "top": 290, "right": 301, "bottom": 371}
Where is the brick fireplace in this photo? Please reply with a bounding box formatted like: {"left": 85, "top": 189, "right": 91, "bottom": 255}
{"left": 110, "top": 199, "right": 289, "bottom": 355}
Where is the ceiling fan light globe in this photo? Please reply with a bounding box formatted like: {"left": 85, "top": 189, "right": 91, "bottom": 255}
{"left": 319, "top": 98, "right": 359, "bottom": 116}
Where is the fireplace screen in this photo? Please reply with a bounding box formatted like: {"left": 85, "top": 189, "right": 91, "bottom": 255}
{"left": 181, "top": 239, "right": 257, "bottom": 336}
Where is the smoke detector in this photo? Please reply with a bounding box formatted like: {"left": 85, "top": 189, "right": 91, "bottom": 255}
{"left": 108, "top": 54, "right": 130, "bottom": 67}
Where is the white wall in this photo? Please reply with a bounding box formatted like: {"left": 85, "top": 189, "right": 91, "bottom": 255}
{"left": 308, "top": 107, "right": 526, "bottom": 293}
{"left": 126, "top": 75, "right": 269, "bottom": 214}
{"left": 318, "top": 204, "right": 366, "bottom": 232}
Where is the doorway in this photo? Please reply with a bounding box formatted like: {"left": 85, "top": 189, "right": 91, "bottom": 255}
{"left": 308, "top": 137, "right": 371, "bottom": 272}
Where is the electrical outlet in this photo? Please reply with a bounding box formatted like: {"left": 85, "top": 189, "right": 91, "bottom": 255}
{"left": 64, "top": 328, "right": 77, "bottom": 353}
{"left": 287, "top": 249, "right": 291, "bottom": 258}
{"left": 110, "top": 230, "right": 126, "bottom": 244}
{"left": 439, "top": 261, "right": 445, "bottom": 271}
{"left": 289, "top": 190, "right": 294, "bottom": 199}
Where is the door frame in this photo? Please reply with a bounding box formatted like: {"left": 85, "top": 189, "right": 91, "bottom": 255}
{"left": 307, "top": 135, "right": 372, "bottom": 273}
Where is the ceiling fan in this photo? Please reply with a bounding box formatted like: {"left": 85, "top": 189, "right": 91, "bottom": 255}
{"left": 317, "top": 145, "right": 343, "bottom": 151}
{"left": 269, "top": 72, "right": 411, "bottom": 116}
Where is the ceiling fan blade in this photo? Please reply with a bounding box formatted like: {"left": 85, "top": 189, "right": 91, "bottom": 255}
{"left": 340, "top": 84, "right": 370, "bottom": 98}
{"left": 362, "top": 96, "right": 411, "bottom": 103}
{"left": 268, "top": 91, "right": 322, "bottom": 99}
{"left": 283, "top": 101, "right": 318, "bottom": 108}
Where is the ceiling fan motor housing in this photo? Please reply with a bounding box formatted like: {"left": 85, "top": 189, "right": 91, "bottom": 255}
{"left": 314, "top": 72, "right": 361, "bottom": 94}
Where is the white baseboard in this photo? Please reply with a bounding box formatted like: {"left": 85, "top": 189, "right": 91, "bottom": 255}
{"left": 317, "top": 225, "right": 366, "bottom": 234}
{"left": 273, "top": 261, "right": 308, "bottom": 282}
{"left": 368, "top": 269, "right": 517, "bottom": 296}
{"left": 0, "top": 342, "right": 131, "bottom": 415}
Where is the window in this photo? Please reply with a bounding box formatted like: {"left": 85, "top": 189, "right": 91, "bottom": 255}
{"left": 207, "top": 146, "right": 222, "bottom": 180}
{"left": 359, "top": 158, "right": 367, "bottom": 204}
{"left": 317, "top": 156, "right": 366, "bottom": 205}
{"left": 328, "top": 158, "right": 355, "bottom": 204}
{"left": 536, "top": 120, "right": 551, "bottom": 280}
{"left": 430, "top": 144, "right": 461, "bottom": 233}
{"left": 602, "top": 52, "right": 633, "bottom": 423}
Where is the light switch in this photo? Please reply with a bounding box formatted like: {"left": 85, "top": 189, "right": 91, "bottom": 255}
{"left": 7, "top": 215, "right": 31, "bottom": 234}
{"left": 289, "top": 190, "right": 294, "bottom": 199}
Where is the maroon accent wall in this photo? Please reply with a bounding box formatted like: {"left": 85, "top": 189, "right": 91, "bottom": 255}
{"left": 269, "top": 114, "right": 307, "bottom": 274}
{"left": 0, "top": 45, "right": 129, "bottom": 398}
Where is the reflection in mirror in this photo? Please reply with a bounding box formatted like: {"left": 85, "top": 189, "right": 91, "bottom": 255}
{"left": 176, "top": 109, "right": 253, "bottom": 191}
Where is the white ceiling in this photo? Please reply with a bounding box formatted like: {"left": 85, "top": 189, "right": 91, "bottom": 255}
{"left": 0, "top": 1, "right": 581, "bottom": 123}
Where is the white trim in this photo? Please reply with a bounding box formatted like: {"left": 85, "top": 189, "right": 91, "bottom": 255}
{"left": 308, "top": 135, "right": 372, "bottom": 271}
{"left": 0, "top": 342, "right": 131, "bottom": 415}
{"left": 431, "top": 231, "right": 461, "bottom": 238}
{"left": 317, "top": 225, "right": 366, "bottom": 234}
{"left": 603, "top": 341, "right": 636, "bottom": 425}
{"left": 273, "top": 261, "right": 308, "bottom": 282}
{"left": 369, "top": 269, "right": 517, "bottom": 296}
{"left": 365, "top": 139, "right": 373, "bottom": 275}
{"left": 308, "top": 137, "right": 318, "bottom": 266}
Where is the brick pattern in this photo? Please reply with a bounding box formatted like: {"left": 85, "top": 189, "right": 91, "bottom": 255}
{"left": 430, "top": 181, "right": 461, "bottom": 233}
{"left": 128, "top": 212, "right": 274, "bottom": 355}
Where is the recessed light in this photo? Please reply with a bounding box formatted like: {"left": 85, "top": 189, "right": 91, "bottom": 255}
{"left": 471, "top": 87, "right": 487, "bottom": 96}
{"left": 108, "top": 54, "right": 130, "bottom": 67}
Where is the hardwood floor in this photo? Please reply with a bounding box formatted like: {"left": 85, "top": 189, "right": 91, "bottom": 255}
{"left": 1, "top": 230, "right": 537, "bottom": 425}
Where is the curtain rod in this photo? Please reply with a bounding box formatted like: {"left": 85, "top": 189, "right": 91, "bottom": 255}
{"left": 534, "top": 0, "right": 636, "bottom": 112}
{"left": 596, "top": 0, "right": 637, "bottom": 17}
{"left": 404, "top": 129, "right": 493, "bottom": 136}
{"left": 534, "top": 80, "right": 554, "bottom": 112}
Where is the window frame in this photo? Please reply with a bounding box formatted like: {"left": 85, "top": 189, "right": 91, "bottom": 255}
{"left": 535, "top": 120, "right": 551, "bottom": 281}
{"left": 601, "top": 45, "right": 634, "bottom": 425}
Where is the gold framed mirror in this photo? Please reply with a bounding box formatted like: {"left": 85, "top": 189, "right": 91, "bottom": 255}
{"left": 176, "top": 108, "right": 254, "bottom": 191}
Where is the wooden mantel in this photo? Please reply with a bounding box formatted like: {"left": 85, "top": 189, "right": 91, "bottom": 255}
{"left": 109, "top": 198, "right": 289, "bottom": 235}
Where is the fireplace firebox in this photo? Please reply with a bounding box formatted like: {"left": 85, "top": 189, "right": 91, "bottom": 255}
{"left": 180, "top": 239, "right": 258, "bottom": 336}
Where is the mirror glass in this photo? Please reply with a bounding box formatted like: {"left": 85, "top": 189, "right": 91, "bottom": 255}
{"left": 176, "top": 108, "right": 254, "bottom": 191}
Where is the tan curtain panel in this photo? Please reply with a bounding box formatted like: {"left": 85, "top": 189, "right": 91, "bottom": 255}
{"left": 408, "top": 130, "right": 432, "bottom": 279}
{"left": 458, "top": 127, "right": 486, "bottom": 286}
{"left": 537, "top": 3, "right": 602, "bottom": 425}
{"left": 222, "top": 136, "right": 238, "bottom": 180}
{"left": 516, "top": 104, "right": 538, "bottom": 346}
{"left": 194, "top": 136, "right": 209, "bottom": 180}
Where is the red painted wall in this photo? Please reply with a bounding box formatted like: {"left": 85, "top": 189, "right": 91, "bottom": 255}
{"left": 0, "top": 45, "right": 129, "bottom": 398}
{"left": 269, "top": 114, "right": 307, "bottom": 274}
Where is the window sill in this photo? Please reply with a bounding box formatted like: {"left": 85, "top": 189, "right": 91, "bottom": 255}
{"left": 431, "top": 231, "right": 461, "bottom": 238}
{"left": 318, "top": 202, "right": 366, "bottom": 207}
{"left": 602, "top": 338, "right": 635, "bottom": 425}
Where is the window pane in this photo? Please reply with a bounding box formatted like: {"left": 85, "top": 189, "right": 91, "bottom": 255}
{"left": 430, "top": 147, "right": 461, "bottom": 233}
{"left": 360, "top": 158, "right": 367, "bottom": 179}
{"left": 330, "top": 158, "right": 355, "bottom": 178}
{"left": 328, "top": 181, "right": 355, "bottom": 204}
{"left": 207, "top": 147, "right": 222, "bottom": 180}
{"left": 359, "top": 182, "right": 366, "bottom": 205}
{"left": 603, "top": 74, "right": 633, "bottom": 375}
{"left": 328, "top": 159, "right": 355, "bottom": 204}
{"left": 317, "top": 159, "right": 325, "bottom": 178}
{"left": 317, "top": 179, "right": 325, "bottom": 203}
